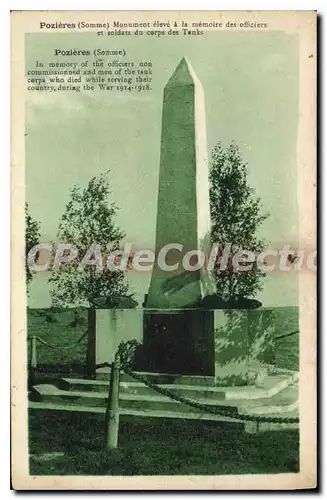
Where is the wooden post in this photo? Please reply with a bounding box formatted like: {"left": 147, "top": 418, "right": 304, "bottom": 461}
{"left": 105, "top": 360, "right": 120, "bottom": 449}
{"left": 244, "top": 421, "right": 259, "bottom": 434}
{"left": 86, "top": 306, "right": 96, "bottom": 378}
{"left": 29, "top": 336, "right": 37, "bottom": 386}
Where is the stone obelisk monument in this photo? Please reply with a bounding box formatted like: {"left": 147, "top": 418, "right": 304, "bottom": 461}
{"left": 145, "top": 57, "right": 216, "bottom": 309}
{"left": 94, "top": 59, "right": 274, "bottom": 382}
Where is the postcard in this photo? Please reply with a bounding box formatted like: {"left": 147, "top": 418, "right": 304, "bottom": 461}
{"left": 11, "top": 10, "right": 316, "bottom": 490}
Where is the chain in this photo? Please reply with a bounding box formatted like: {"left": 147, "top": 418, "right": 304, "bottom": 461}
{"left": 116, "top": 340, "right": 299, "bottom": 425}
{"left": 30, "top": 330, "right": 88, "bottom": 350}
{"left": 275, "top": 330, "right": 299, "bottom": 341}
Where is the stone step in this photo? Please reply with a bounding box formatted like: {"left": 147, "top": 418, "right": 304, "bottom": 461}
{"left": 95, "top": 364, "right": 273, "bottom": 386}
{"left": 96, "top": 367, "right": 216, "bottom": 386}
{"left": 61, "top": 370, "right": 298, "bottom": 402}
{"left": 238, "top": 383, "right": 298, "bottom": 415}
{"left": 30, "top": 379, "right": 298, "bottom": 418}
{"left": 60, "top": 378, "right": 226, "bottom": 400}
{"left": 28, "top": 400, "right": 244, "bottom": 423}
{"left": 244, "top": 409, "right": 300, "bottom": 433}
{"left": 223, "top": 371, "right": 298, "bottom": 400}
{"left": 257, "top": 411, "right": 300, "bottom": 432}
{"left": 28, "top": 401, "right": 299, "bottom": 432}
{"left": 30, "top": 384, "right": 239, "bottom": 416}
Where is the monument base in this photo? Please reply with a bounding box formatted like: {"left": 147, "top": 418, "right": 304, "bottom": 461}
{"left": 137, "top": 308, "right": 276, "bottom": 386}
{"left": 139, "top": 309, "right": 214, "bottom": 376}
{"left": 90, "top": 306, "right": 277, "bottom": 386}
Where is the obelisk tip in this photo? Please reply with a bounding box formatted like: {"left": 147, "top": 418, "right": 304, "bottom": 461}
{"left": 165, "top": 57, "right": 199, "bottom": 88}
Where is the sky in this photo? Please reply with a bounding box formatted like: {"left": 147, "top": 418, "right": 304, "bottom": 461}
{"left": 25, "top": 30, "right": 300, "bottom": 307}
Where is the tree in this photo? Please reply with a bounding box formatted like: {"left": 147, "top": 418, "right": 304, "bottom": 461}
{"left": 49, "top": 173, "right": 131, "bottom": 307}
{"left": 209, "top": 141, "right": 269, "bottom": 301}
{"left": 25, "top": 202, "right": 40, "bottom": 292}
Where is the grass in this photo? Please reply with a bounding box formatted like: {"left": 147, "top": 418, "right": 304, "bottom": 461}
{"left": 274, "top": 306, "right": 299, "bottom": 371}
{"left": 29, "top": 412, "right": 299, "bottom": 476}
{"left": 27, "top": 306, "right": 300, "bottom": 476}
{"left": 27, "top": 308, "right": 88, "bottom": 372}
{"left": 275, "top": 333, "right": 299, "bottom": 371}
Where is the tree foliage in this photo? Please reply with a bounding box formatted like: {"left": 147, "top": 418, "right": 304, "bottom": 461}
{"left": 209, "top": 142, "right": 269, "bottom": 300}
{"left": 49, "top": 174, "right": 131, "bottom": 307}
{"left": 25, "top": 202, "right": 40, "bottom": 290}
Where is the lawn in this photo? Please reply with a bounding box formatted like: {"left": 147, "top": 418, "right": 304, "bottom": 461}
{"left": 27, "top": 306, "right": 299, "bottom": 476}
{"left": 29, "top": 412, "right": 299, "bottom": 476}
{"left": 274, "top": 306, "right": 299, "bottom": 371}
{"left": 27, "top": 308, "right": 88, "bottom": 374}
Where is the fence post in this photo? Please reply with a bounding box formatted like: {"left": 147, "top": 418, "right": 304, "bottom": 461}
{"left": 86, "top": 306, "right": 96, "bottom": 378}
{"left": 104, "top": 359, "right": 120, "bottom": 449}
{"left": 244, "top": 421, "right": 259, "bottom": 434}
{"left": 29, "top": 336, "right": 37, "bottom": 386}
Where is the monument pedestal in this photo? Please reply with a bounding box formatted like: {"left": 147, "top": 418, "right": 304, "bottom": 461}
{"left": 141, "top": 309, "right": 214, "bottom": 375}
{"left": 89, "top": 308, "right": 143, "bottom": 372}
{"left": 90, "top": 305, "right": 276, "bottom": 386}
{"left": 139, "top": 308, "right": 276, "bottom": 386}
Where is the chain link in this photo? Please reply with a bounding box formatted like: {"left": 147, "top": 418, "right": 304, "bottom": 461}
{"left": 29, "top": 330, "right": 88, "bottom": 351}
{"left": 117, "top": 340, "right": 300, "bottom": 425}
{"left": 275, "top": 330, "right": 299, "bottom": 341}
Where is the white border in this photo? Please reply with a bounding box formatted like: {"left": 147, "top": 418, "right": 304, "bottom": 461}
{"left": 4, "top": 2, "right": 322, "bottom": 497}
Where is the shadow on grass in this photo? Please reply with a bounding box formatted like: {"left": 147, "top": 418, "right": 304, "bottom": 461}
{"left": 29, "top": 411, "right": 299, "bottom": 476}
